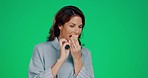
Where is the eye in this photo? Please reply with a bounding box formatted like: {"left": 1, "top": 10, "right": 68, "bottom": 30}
{"left": 69, "top": 25, "right": 74, "bottom": 27}
{"left": 79, "top": 26, "right": 82, "bottom": 28}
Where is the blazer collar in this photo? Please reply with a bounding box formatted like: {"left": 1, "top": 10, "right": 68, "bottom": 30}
{"left": 50, "top": 37, "right": 60, "bottom": 51}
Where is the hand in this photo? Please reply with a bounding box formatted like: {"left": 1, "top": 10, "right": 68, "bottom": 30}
{"left": 59, "top": 38, "right": 70, "bottom": 61}
{"left": 69, "top": 36, "right": 82, "bottom": 62}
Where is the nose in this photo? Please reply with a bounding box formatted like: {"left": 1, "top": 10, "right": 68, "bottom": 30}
{"left": 74, "top": 26, "right": 80, "bottom": 34}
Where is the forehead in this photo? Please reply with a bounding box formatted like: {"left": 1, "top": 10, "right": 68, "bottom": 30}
{"left": 67, "top": 16, "right": 82, "bottom": 25}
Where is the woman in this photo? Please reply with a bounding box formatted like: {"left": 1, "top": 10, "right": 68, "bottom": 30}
{"left": 28, "top": 5, "right": 94, "bottom": 78}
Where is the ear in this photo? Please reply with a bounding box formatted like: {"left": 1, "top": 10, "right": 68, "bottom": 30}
{"left": 58, "top": 25, "right": 63, "bottom": 30}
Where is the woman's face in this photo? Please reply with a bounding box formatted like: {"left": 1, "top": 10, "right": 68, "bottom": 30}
{"left": 58, "top": 16, "right": 83, "bottom": 40}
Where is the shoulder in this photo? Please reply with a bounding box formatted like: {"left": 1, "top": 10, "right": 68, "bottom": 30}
{"left": 33, "top": 42, "right": 53, "bottom": 53}
{"left": 34, "top": 42, "right": 51, "bottom": 49}
{"left": 81, "top": 46, "right": 93, "bottom": 64}
{"left": 81, "top": 46, "right": 92, "bottom": 56}
{"left": 32, "top": 42, "right": 53, "bottom": 55}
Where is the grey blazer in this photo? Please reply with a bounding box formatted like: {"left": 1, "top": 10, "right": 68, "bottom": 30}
{"left": 28, "top": 37, "right": 94, "bottom": 78}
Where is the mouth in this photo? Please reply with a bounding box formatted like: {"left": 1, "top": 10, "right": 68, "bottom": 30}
{"left": 69, "top": 34, "right": 79, "bottom": 38}
{"left": 69, "top": 34, "right": 79, "bottom": 42}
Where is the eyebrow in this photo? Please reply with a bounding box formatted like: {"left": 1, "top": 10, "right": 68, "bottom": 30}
{"left": 69, "top": 22, "right": 83, "bottom": 26}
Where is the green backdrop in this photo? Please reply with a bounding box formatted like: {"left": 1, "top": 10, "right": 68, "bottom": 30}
{"left": 0, "top": 0, "right": 148, "bottom": 78}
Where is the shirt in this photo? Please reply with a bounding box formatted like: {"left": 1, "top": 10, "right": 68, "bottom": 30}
{"left": 28, "top": 37, "right": 94, "bottom": 78}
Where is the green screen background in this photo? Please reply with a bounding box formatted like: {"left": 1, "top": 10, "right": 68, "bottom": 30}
{"left": 0, "top": 0, "right": 148, "bottom": 78}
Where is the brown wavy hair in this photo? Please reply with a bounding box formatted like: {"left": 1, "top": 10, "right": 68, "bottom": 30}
{"left": 47, "top": 5, "right": 85, "bottom": 45}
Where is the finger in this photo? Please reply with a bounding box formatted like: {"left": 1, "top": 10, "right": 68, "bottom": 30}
{"left": 70, "top": 38, "right": 79, "bottom": 50}
{"left": 59, "top": 38, "right": 68, "bottom": 47}
{"left": 74, "top": 39, "right": 80, "bottom": 49}
{"left": 70, "top": 43, "right": 76, "bottom": 53}
{"left": 72, "top": 41, "right": 78, "bottom": 50}
{"left": 70, "top": 45, "right": 74, "bottom": 53}
{"left": 75, "top": 39, "right": 79, "bottom": 47}
{"left": 75, "top": 39, "right": 81, "bottom": 50}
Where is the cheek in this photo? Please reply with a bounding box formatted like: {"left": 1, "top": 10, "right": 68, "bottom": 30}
{"left": 78, "top": 29, "right": 82, "bottom": 33}
{"left": 62, "top": 28, "right": 71, "bottom": 37}
{"left": 80, "top": 29, "right": 82, "bottom": 32}
{"left": 65, "top": 27, "right": 73, "bottom": 33}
